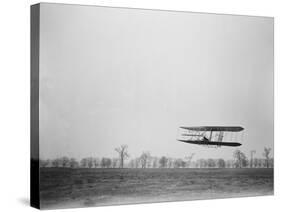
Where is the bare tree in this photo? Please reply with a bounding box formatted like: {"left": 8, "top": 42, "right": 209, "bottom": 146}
{"left": 207, "top": 158, "right": 216, "bottom": 168}
{"left": 139, "top": 152, "right": 151, "bottom": 168}
{"left": 112, "top": 158, "right": 119, "bottom": 168}
{"left": 100, "top": 158, "right": 106, "bottom": 168}
{"left": 87, "top": 157, "right": 95, "bottom": 168}
{"left": 159, "top": 156, "right": 168, "bottom": 168}
{"left": 217, "top": 158, "right": 226, "bottom": 168}
{"left": 269, "top": 158, "right": 274, "bottom": 168}
{"left": 197, "top": 159, "right": 207, "bottom": 168}
{"left": 61, "top": 157, "right": 70, "bottom": 167}
{"left": 146, "top": 156, "right": 152, "bottom": 168}
{"left": 93, "top": 158, "right": 100, "bottom": 168}
{"left": 185, "top": 153, "right": 195, "bottom": 168}
{"left": 173, "top": 158, "right": 185, "bottom": 168}
{"left": 226, "top": 160, "right": 233, "bottom": 168}
{"left": 115, "top": 145, "right": 129, "bottom": 168}
{"left": 69, "top": 158, "right": 79, "bottom": 168}
{"left": 80, "top": 158, "right": 88, "bottom": 168}
{"left": 80, "top": 157, "right": 97, "bottom": 168}
{"left": 152, "top": 157, "right": 159, "bottom": 168}
{"left": 167, "top": 157, "right": 174, "bottom": 168}
{"left": 233, "top": 150, "right": 248, "bottom": 168}
{"left": 101, "top": 158, "right": 112, "bottom": 168}
{"left": 52, "top": 158, "right": 60, "bottom": 167}
{"left": 257, "top": 158, "right": 263, "bottom": 168}
{"left": 263, "top": 147, "right": 271, "bottom": 168}
{"left": 253, "top": 158, "right": 258, "bottom": 168}
{"left": 250, "top": 150, "right": 256, "bottom": 168}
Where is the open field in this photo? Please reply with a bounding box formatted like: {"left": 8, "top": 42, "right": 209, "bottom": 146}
{"left": 40, "top": 168, "right": 273, "bottom": 209}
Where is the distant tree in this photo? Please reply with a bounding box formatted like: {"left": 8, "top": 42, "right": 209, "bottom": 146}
{"left": 80, "top": 158, "right": 88, "bottom": 168}
{"left": 233, "top": 150, "right": 248, "bottom": 168}
{"left": 87, "top": 157, "right": 94, "bottom": 168}
{"left": 93, "top": 158, "right": 100, "bottom": 168}
{"left": 257, "top": 158, "right": 263, "bottom": 168}
{"left": 263, "top": 147, "right": 272, "bottom": 168}
{"left": 101, "top": 158, "right": 112, "bottom": 168}
{"left": 115, "top": 145, "right": 129, "bottom": 168}
{"left": 190, "top": 161, "right": 197, "bottom": 168}
{"left": 253, "top": 158, "right": 258, "bottom": 168}
{"left": 139, "top": 152, "right": 151, "bottom": 168}
{"left": 185, "top": 153, "right": 195, "bottom": 168}
{"left": 269, "top": 158, "right": 274, "bottom": 168}
{"left": 226, "top": 160, "right": 234, "bottom": 168}
{"left": 39, "top": 159, "right": 50, "bottom": 167}
{"left": 197, "top": 159, "right": 207, "bottom": 168}
{"left": 173, "top": 159, "right": 180, "bottom": 168}
{"left": 173, "top": 158, "right": 185, "bottom": 168}
{"left": 180, "top": 159, "right": 186, "bottom": 168}
{"left": 152, "top": 157, "right": 159, "bottom": 168}
{"left": 207, "top": 158, "right": 216, "bottom": 168}
{"left": 146, "top": 157, "right": 152, "bottom": 168}
{"left": 250, "top": 150, "right": 256, "bottom": 168}
{"left": 100, "top": 158, "right": 106, "bottom": 168}
{"left": 80, "top": 157, "right": 97, "bottom": 168}
{"left": 60, "top": 157, "right": 70, "bottom": 167}
{"left": 52, "top": 158, "right": 60, "bottom": 167}
{"left": 159, "top": 156, "right": 168, "bottom": 168}
{"left": 167, "top": 158, "right": 174, "bottom": 168}
{"left": 194, "top": 160, "right": 200, "bottom": 168}
{"left": 112, "top": 158, "right": 119, "bottom": 168}
{"left": 135, "top": 157, "right": 141, "bottom": 168}
{"left": 217, "top": 158, "right": 226, "bottom": 168}
{"left": 69, "top": 158, "right": 79, "bottom": 168}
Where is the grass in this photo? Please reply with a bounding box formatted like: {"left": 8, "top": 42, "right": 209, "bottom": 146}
{"left": 40, "top": 168, "right": 273, "bottom": 209}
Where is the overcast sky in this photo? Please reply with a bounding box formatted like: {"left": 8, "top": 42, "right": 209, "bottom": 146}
{"left": 39, "top": 3, "right": 274, "bottom": 161}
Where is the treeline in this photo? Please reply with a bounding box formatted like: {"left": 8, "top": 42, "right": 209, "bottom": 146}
{"left": 40, "top": 146, "right": 273, "bottom": 169}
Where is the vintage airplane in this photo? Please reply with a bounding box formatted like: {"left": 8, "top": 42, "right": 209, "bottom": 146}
{"left": 177, "top": 126, "right": 244, "bottom": 147}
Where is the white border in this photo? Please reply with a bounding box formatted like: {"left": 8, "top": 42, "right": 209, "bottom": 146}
{"left": 0, "top": 0, "right": 279, "bottom": 211}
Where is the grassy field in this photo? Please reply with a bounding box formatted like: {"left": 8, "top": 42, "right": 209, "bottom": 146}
{"left": 40, "top": 168, "right": 273, "bottom": 209}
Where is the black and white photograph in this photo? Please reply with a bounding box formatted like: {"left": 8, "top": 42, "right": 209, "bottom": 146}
{"left": 30, "top": 2, "right": 274, "bottom": 210}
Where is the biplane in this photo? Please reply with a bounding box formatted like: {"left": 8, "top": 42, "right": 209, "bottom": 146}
{"left": 177, "top": 126, "right": 244, "bottom": 147}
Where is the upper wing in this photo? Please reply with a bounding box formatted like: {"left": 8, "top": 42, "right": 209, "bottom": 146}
{"left": 180, "top": 126, "right": 244, "bottom": 132}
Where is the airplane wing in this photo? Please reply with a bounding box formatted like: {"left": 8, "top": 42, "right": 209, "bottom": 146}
{"left": 180, "top": 126, "right": 244, "bottom": 132}
{"left": 178, "top": 139, "right": 242, "bottom": 147}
